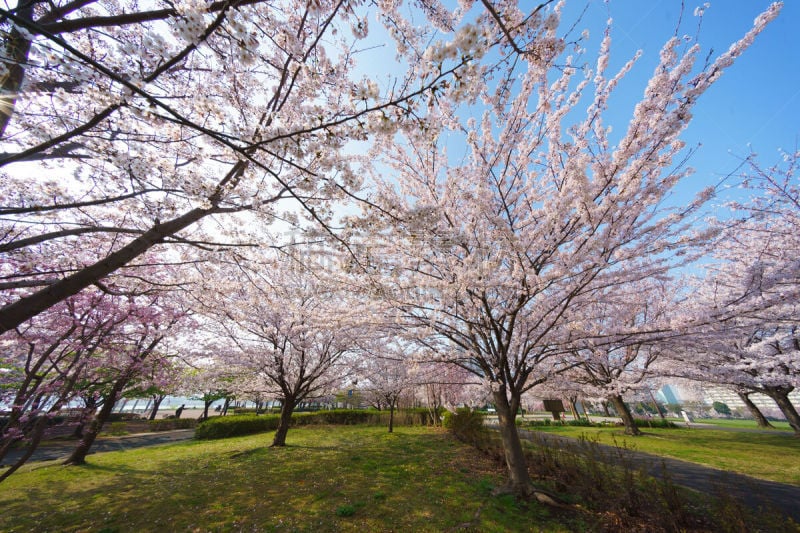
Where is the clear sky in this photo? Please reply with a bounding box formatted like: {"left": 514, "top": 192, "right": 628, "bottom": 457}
{"left": 354, "top": 1, "right": 798, "bottom": 211}
{"left": 560, "top": 0, "right": 799, "bottom": 207}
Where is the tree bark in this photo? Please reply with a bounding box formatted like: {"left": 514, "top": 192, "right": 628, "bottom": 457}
{"left": 0, "top": 2, "right": 34, "bottom": 138}
{"left": 610, "top": 394, "right": 642, "bottom": 436}
{"left": 64, "top": 377, "right": 129, "bottom": 465}
{"left": 0, "top": 206, "right": 219, "bottom": 334}
{"left": 388, "top": 400, "right": 395, "bottom": 433}
{"left": 762, "top": 386, "right": 800, "bottom": 436}
{"left": 148, "top": 395, "right": 165, "bottom": 421}
{"left": 649, "top": 390, "right": 666, "bottom": 420}
{"left": 736, "top": 391, "right": 773, "bottom": 428}
{"left": 492, "top": 389, "right": 533, "bottom": 497}
{"left": 0, "top": 415, "right": 47, "bottom": 483}
{"left": 271, "top": 399, "right": 295, "bottom": 447}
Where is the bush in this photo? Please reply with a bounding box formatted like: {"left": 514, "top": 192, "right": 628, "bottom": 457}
{"left": 632, "top": 418, "right": 678, "bottom": 429}
{"left": 107, "top": 412, "right": 142, "bottom": 422}
{"left": 148, "top": 418, "right": 198, "bottom": 431}
{"left": 442, "top": 408, "right": 487, "bottom": 444}
{"left": 195, "top": 414, "right": 280, "bottom": 439}
{"left": 195, "top": 409, "right": 438, "bottom": 440}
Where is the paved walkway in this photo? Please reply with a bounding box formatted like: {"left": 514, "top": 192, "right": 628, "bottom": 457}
{"left": 516, "top": 428, "right": 800, "bottom": 524}
{"left": 1, "top": 429, "right": 195, "bottom": 466}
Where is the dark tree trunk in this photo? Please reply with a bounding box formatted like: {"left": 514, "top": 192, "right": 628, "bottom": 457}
{"left": 610, "top": 394, "right": 641, "bottom": 436}
{"left": 64, "top": 378, "right": 129, "bottom": 465}
{"left": 762, "top": 387, "right": 800, "bottom": 436}
{"left": 492, "top": 389, "right": 533, "bottom": 497}
{"left": 388, "top": 400, "right": 396, "bottom": 433}
{"left": 148, "top": 395, "right": 165, "bottom": 421}
{"left": 271, "top": 399, "right": 295, "bottom": 447}
{"left": 202, "top": 399, "right": 212, "bottom": 421}
{"left": 222, "top": 397, "right": 231, "bottom": 416}
{"left": 737, "top": 391, "right": 773, "bottom": 428}
{"left": 0, "top": 3, "right": 33, "bottom": 138}
{"left": 0, "top": 415, "right": 47, "bottom": 483}
{"left": 72, "top": 400, "right": 99, "bottom": 438}
{"left": 602, "top": 400, "right": 611, "bottom": 417}
{"left": 0, "top": 205, "right": 219, "bottom": 334}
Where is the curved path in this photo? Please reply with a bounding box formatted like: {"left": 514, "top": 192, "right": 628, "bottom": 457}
{"left": 516, "top": 427, "right": 800, "bottom": 524}
{"left": 1, "top": 429, "right": 195, "bottom": 466}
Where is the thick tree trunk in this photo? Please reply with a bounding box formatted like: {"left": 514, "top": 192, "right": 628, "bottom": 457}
{"left": 72, "top": 401, "right": 98, "bottom": 438}
{"left": 64, "top": 378, "right": 128, "bottom": 465}
{"left": 737, "top": 391, "right": 773, "bottom": 428}
{"left": 0, "top": 205, "right": 217, "bottom": 334}
{"left": 202, "top": 399, "right": 212, "bottom": 421}
{"left": 610, "top": 394, "right": 642, "bottom": 436}
{"left": 762, "top": 387, "right": 800, "bottom": 436}
{"left": 492, "top": 389, "right": 532, "bottom": 497}
{"left": 271, "top": 399, "right": 295, "bottom": 447}
{"left": 0, "top": 3, "right": 33, "bottom": 138}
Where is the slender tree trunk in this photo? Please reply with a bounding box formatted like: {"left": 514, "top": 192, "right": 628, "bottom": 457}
{"left": 0, "top": 415, "right": 47, "bottom": 483}
{"left": 202, "top": 399, "right": 212, "bottom": 421}
{"left": 737, "top": 391, "right": 773, "bottom": 428}
{"left": 271, "top": 399, "right": 295, "bottom": 447}
{"left": 649, "top": 390, "right": 666, "bottom": 420}
{"left": 568, "top": 396, "right": 580, "bottom": 421}
{"left": 64, "top": 378, "right": 129, "bottom": 465}
{"left": 602, "top": 400, "right": 611, "bottom": 417}
{"left": 388, "top": 400, "right": 395, "bottom": 433}
{"left": 492, "top": 389, "right": 533, "bottom": 497}
{"left": 222, "top": 397, "right": 231, "bottom": 415}
{"left": 610, "top": 394, "right": 642, "bottom": 436}
{"left": 762, "top": 387, "right": 800, "bottom": 436}
{"left": 148, "top": 395, "right": 165, "bottom": 421}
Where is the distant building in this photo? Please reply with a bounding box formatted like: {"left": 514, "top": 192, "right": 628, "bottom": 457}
{"left": 657, "top": 384, "right": 681, "bottom": 405}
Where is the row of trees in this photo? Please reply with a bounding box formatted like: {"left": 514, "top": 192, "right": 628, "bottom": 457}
{"left": 2, "top": 0, "right": 796, "bottom": 498}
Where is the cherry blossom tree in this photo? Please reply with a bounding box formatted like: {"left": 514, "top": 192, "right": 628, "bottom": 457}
{"left": 0, "top": 0, "right": 530, "bottom": 334}
{"left": 0, "top": 286, "right": 186, "bottom": 478}
{"left": 350, "top": 4, "right": 782, "bottom": 495}
{"left": 194, "top": 249, "right": 363, "bottom": 446}
{"left": 556, "top": 279, "right": 675, "bottom": 435}
{"left": 665, "top": 152, "right": 800, "bottom": 434}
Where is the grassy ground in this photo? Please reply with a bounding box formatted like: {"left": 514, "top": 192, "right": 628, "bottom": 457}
{"left": 527, "top": 424, "right": 800, "bottom": 485}
{"left": 692, "top": 417, "right": 793, "bottom": 430}
{"left": 0, "top": 426, "right": 584, "bottom": 532}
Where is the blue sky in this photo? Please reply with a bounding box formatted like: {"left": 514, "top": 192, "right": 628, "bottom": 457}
{"left": 562, "top": 1, "right": 799, "bottom": 206}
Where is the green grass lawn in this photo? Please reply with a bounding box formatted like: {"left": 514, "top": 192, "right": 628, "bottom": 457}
{"left": 692, "top": 417, "right": 793, "bottom": 430}
{"left": 0, "top": 426, "right": 581, "bottom": 532}
{"left": 528, "top": 424, "right": 800, "bottom": 485}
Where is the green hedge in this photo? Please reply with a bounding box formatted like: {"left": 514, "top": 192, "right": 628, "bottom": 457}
{"left": 148, "top": 418, "right": 199, "bottom": 431}
{"left": 195, "top": 409, "right": 438, "bottom": 440}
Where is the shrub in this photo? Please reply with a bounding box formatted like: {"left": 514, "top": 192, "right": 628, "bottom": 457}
{"left": 632, "top": 418, "right": 678, "bottom": 429}
{"left": 148, "top": 418, "right": 198, "bottom": 431}
{"left": 194, "top": 409, "right": 437, "bottom": 440}
{"left": 195, "top": 414, "right": 281, "bottom": 439}
{"left": 442, "top": 408, "right": 487, "bottom": 445}
{"left": 105, "top": 422, "right": 128, "bottom": 436}
{"left": 107, "top": 413, "right": 142, "bottom": 422}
